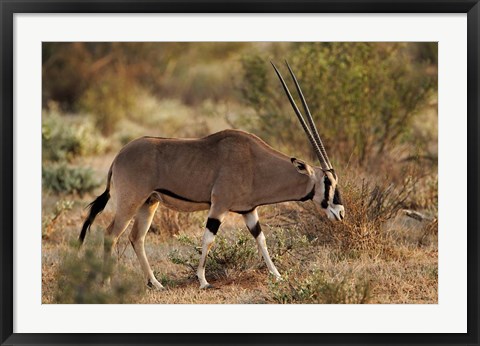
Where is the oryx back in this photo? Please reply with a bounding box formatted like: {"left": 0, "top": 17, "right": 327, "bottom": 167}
{"left": 111, "top": 129, "right": 298, "bottom": 213}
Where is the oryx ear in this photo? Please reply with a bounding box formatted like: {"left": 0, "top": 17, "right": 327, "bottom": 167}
{"left": 291, "top": 158, "right": 314, "bottom": 176}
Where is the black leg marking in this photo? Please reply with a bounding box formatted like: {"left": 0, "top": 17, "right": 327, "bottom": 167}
{"left": 147, "top": 279, "right": 154, "bottom": 289}
{"left": 249, "top": 222, "right": 262, "bottom": 238}
{"left": 145, "top": 195, "right": 158, "bottom": 206}
{"left": 206, "top": 218, "right": 221, "bottom": 235}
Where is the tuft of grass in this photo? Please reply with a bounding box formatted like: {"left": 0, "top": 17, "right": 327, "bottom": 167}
{"left": 150, "top": 208, "right": 205, "bottom": 240}
{"left": 42, "top": 200, "right": 74, "bottom": 239}
{"left": 55, "top": 246, "right": 142, "bottom": 304}
{"left": 269, "top": 269, "right": 371, "bottom": 304}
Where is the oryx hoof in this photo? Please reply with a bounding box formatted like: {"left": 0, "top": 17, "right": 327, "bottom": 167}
{"left": 271, "top": 274, "right": 283, "bottom": 282}
{"left": 199, "top": 283, "right": 216, "bottom": 290}
{"left": 147, "top": 279, "right": 165, "bottom": 291}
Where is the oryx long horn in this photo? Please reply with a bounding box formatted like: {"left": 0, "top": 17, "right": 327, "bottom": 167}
{"left": 285, "top": 60, "right": 333, "bottom": 170}
{"left": 271, "top": 61, "right": 330, "bottom": 171}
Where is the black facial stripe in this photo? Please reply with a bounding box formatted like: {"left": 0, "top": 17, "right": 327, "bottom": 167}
{"left": 206, "top": 218, "right": 221, "bottom": 235}
{"left": 299, "top": 185, "right": 315, "bottom": 202}
{"left": 249, "top": 222, "right": 262, "bottom": 238}
{"left": 333, "top": 187, "right": 343, "bottom": 205}
{"left": 321, "top": 176, "right": 332, "bottom": 209}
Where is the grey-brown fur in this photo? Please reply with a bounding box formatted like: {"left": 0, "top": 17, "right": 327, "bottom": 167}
{"left": 112, "top": 129, "right": 314, "bottom": 213}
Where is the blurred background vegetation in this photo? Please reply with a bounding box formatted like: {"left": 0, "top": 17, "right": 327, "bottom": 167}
{"left": 42, "top": 42, "right": 438, "bottom": 304}
{"left": 43, "top": 42, "right": 437, "bottom": 165}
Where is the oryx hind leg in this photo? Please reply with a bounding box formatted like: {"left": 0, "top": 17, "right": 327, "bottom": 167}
{"left": 129, "top": 197, "right": 164, "bottom": 290}
{"left": 197, "top": 206, "right": 227, "bottom": 289}
{"left": 103, "top": 216, "right": 134, "bottom": 285}
{"left": 242, "top": 209, "right": 281, "bottom": 280}
{"left": 103, "top": 196, "right": 143, "bottom": 283}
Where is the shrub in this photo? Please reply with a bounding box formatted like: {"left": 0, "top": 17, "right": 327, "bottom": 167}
{"left": 42, "top": 163, "right": 100, "bottom": 195}
{"left": 167, "top": 225, "right": 314, "bottom": 283}
{"left": 42, "top": 108, "right": 107, "bottom": 162}
{"left": 168, "top": 230, "right": 259, "bottom": 280}
{"left": 239, "top": 42, "right": 437, "bottom": 166}
{"left": 267, "top": 171, "right": 421, "bottom": 255}
{"left": 78, "top": 71, "right": 143, "bottom": 136}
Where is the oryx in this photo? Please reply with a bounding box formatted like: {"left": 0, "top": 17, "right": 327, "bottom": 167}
{"left": 79, "top": 61, "right": 345, "bottom": 290}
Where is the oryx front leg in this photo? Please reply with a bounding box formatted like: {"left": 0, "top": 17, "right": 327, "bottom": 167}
{"left": 129, "top": 198, "right": 164, "bottom": 290}
{"left": 243, "top": 210, "right": 281, "bottom": 280}
{"left": 197, "top": 210, "right": 225, "bottom": 289}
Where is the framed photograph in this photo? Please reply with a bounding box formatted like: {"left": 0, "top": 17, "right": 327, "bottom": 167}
{"left": 1, "top": 1, "right": 479, "bottom": 345}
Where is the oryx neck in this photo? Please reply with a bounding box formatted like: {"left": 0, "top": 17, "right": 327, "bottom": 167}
{"left": 249, "top": 156, "right": 315, "bottom": 208}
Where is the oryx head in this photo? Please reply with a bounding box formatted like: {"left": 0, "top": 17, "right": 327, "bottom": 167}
{"left": 272, "top": 61, "right": 345, "bottom": 221}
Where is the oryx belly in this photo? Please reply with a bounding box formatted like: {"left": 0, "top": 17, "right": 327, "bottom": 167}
{"left": 154, "top": 191, "right": 211, "bottom": 212}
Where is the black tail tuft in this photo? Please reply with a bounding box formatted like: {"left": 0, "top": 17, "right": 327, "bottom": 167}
{"left": 79, "top": 189, "right": 110, "bottom": 245}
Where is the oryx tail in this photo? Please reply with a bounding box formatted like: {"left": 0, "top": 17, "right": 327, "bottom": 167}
{"left": 79, "top": 165, "right": 113, "bottom": 244}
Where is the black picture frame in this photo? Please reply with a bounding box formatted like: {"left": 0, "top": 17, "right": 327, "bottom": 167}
{"left": 1, "top": 1, "right": 479, "bottom": 345}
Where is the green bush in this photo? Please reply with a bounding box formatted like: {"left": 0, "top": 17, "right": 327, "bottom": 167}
{"left": 42, "top": 109, "right": 107, "bottom": 162}
{"left": 168, "top": 225, "right": 315, "bottom": 284}
{"left": 168, "top": 230, "right": 258, "bottom": 280}
{"left": 42, "top": 163, "right": 100, "bottom": 195}
{"left": 240, "top": 42, "right": 437, "bottom": 166}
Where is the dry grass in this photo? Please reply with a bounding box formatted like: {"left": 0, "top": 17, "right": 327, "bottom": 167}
{"left": 42, "top": 161, "right": 437, "bottom": 304}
